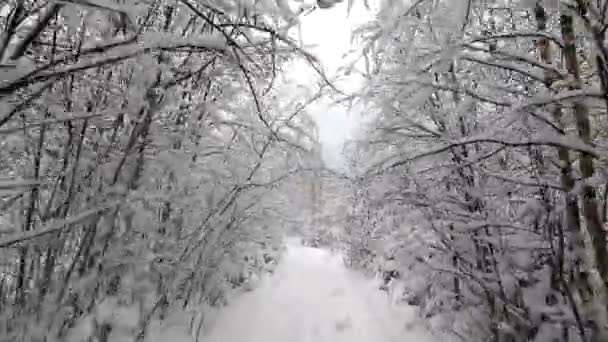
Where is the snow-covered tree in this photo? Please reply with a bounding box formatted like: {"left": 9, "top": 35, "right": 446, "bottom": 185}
{"left": 344, "top": 0, "right": 608, "bottom": 340}
{"left": 0, "top": 0, "right": 329, "bottom": 340}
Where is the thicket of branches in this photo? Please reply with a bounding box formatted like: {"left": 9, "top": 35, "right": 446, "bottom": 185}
{"left": 0, "top": 0, "right": 326, "bottom": 340}
{"left": 343, "top": 0, "right": 608, "bottom": 341}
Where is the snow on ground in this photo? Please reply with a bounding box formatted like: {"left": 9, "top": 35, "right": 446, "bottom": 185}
{"left": 198, "top": 238, "right": 436, "bottom": 342}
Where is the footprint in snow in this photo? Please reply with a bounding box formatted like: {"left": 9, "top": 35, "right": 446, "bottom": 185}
{"left": 330, "top": 288, "right": 345, "bottom": 297}
{"left": 334, "top": 315, "right": 352, "bottom": 332}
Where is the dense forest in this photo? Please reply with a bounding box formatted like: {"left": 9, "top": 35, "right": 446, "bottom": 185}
{"left": 0, "top": 0, "right": 328, "bottom": 340}
{"left": 3, "top": 0, "right": 608, "bottom": 341}
{"left": 341, "top": 0, "right": 608, "bottom": 341}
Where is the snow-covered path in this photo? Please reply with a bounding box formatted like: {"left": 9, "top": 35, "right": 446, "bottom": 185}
{"left": 203, "top": 240, "right": 435, "bottom": 342}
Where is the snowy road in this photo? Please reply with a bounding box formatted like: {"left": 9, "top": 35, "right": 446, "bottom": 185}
{"left": 203, "top": 239, "right": 435, "bottom": 342}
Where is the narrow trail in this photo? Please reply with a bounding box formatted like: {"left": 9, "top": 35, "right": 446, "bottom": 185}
{"left": 202, "top": 239, "right": 435, "bottom": 342}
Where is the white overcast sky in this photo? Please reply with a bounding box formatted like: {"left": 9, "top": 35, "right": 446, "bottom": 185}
{"left": 288, "top": 0, "right": 376, "bottom": 171}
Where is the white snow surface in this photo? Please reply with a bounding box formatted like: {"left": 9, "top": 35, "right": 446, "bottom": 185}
{"left": 197, "top": 238, "right": 436, "bottom": 342}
